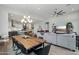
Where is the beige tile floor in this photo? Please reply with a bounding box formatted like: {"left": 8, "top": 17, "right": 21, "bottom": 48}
{"left": 48, "top": 45, "right": 78, "bottom": 55}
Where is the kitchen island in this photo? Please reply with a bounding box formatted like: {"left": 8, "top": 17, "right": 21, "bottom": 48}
{"left": 36, "top": 32, "right": 76, "bottom": 51}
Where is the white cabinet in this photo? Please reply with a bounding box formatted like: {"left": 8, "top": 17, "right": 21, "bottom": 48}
{"left": 66, "top": 34, "right": 76, "bottom": 50}
{"left": 36, "top": 32, "right": 44, "bottom": 38}
{"left": 43, "top": 33, "right": 52, "bottom": 43}
{"left": 57, "top": 34, "right": 68, "bottom": 47}
{"left": 43, "top": 33, "right": 57, "bottom": 44}
{"left": 50, "top": 33, "right": 57, "bottom": 44}
{"left": 57, "top": 34, "right": 76, "bottom": 50}
{"left": 41, "top": 32, "right": 76, "bottom": 50}
{"left": 57, "top": 34, "right": 64, "bottom": 46}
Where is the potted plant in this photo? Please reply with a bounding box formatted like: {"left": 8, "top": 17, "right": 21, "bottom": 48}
{"left": 66, "top": 22, "right": 73, "bottom": 33}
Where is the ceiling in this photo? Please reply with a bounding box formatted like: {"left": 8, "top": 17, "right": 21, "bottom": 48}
{"left": 1, "top": 4, "right": 79, "bottom": 23}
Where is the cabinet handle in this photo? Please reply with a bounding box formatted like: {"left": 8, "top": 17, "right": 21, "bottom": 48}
{"left": 72, "top": 35, "right": 74, "bottom": 38}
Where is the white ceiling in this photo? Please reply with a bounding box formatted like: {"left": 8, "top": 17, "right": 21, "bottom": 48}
{"left": 1, "top": 4, "right": 79, "bottom": 23}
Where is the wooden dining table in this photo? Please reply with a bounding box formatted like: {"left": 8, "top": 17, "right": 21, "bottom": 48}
{"left": 12, "top": 35, "right": 46, "bottom": 50}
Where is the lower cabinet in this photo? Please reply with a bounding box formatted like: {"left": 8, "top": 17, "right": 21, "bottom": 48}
{"left": 43, "top": 33, "right": 57, "bottom": 44}
{"left": 57, "top": 34, "right": 66, "bottom": 47}
{"left": 66, "top": 35, "right": 76, "bottom": 50}
{"left": 57, "top": 34, "right": 76, "bottom": 50}
{"left": 43, "top": 33, "right": 76, "bottom": 50}
{"left": 36, "top": 32, "right": 44, "bottom": 38}
{"left": 43, "top": 33, "right": 52, "bottom": 43}
{"left": 50, "top": 33, "right": 57, "bottom": 44}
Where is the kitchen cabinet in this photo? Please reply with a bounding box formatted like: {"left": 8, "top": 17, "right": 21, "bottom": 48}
{"left": 66, "top": 34, "right": 76, "bottom": 50}
{"left": 57, "top": 34, "right": 69, "bottom": 48}
{"left": 43, "top": 33, "right": 52, "bottom": 43}
{"left": 36, "top": 32, "right": 44, "bottom": 38}
{"left": 57, "top": 34, "right": 76, "bottom": 50}
{"left": 50, "top": 33, "right": 57, "bottom": 44}
{"left": 37, "top": 32, "right": 76, "bottom": 50}
{"left": 43, "top": 33, "right": 57, "bottom": 44}
{"left": 57, "top": 34, "right": 64, "bottom": 46}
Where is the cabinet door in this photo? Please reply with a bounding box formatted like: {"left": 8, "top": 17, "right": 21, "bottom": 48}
{"left": 43, "top": 33, "right": 52, "bottom": 43}
{"left": 48, "top": 36, "right": 53, "bottom": 43}
{"left": 50, "top": 33, "right": 57, "bottom": 44}
{"left": 67, "top": 35, "right": 76, "bottom": 50}
{"left": 57, "top": 34, "right": 64, "bottom": 46}
{"left": 57, "top": 34, "right": 76, "bottom": 50}
{"left": 62, "top": 35, "right": 69, "bottom": 48}
{"left": 43, "top": 33, "right": 57, "bottom": 43}
{"left": 57, "top": 34, "right": 68, "bottom": 48}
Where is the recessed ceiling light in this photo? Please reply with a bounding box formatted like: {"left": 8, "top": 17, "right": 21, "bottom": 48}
{"left": 37, "top": 8, "right": 41, "bottom": 10}
{"left": 71, "top": 8, "right": 75, "bottom": 11}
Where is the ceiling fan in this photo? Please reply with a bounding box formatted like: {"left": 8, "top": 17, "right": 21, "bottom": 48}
{"left": 50, "top": 9, "right": 66, "bottom": 16}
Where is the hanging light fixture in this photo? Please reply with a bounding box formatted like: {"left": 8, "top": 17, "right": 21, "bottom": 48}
{"left": 27, "top": 16, "right": 30, "bottom": 19}
{"left": 21, "top": 15, "right": 32, "bottom": 23}
{"left": 23, "top": 16, "right": 26, "bottom": 18}
{"left": 27, "top": 16, "right": 32, "bottom": 23}
{"left": 28, "top": 19, "right": 32, "bottom": 23}
{"left": 21, "top": 19, "right": 24, "bottom": 23}
{"left": 21, "top": 19, "right": 27, "bottom": 23}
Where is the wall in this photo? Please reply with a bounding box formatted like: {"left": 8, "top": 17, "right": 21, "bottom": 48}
{"left": 33, "top": 20, "right": 50, "bottom": 34}
{"left": 0, "top": 5, "right": 79, "bottom": 36}
{"left": 50, "top": 11, "right": 79, "bottom": 34}
{"left": 8, "top": 19, "right": 23, "bottom": 31}
{"left": 34, "top": 11, "right": 79, "bottom": 34}
{"left": 0, "top": 6, "right": 27, "bottom": 36}
{"left": 0, "top": 8, "right": 8, "bottom": 36}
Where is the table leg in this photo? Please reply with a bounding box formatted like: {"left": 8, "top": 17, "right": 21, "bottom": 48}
{"left": 43, "top": 43, "right": 44, "bottom": 48}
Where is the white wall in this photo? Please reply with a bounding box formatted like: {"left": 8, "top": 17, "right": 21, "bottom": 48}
{"left": 0, "top": 8, "right": 8, "bottom": 36}
{"left": 50, "top": 11, "right": 79, "bottom": 34}
{"left": 34, "top": 11, "right": 79, "bottom": 34}
{"left": 0, "top": 5, "right": 79, "bottom": 36}
{"left": 0, "top": 6, "right": 28, "bottom": 36}
{"left": 33, "top": 21, "right": 46, "bottom": 33}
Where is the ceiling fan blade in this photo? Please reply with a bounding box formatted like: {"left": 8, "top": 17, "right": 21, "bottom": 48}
{"left": 58, "top": 12, "right": 66, "bottom": 15}
{"left": 57, "top": 10, "right": 63, "bottom": 14}
{"left": 62, "top": 12, "right": 66, "bottom": 14}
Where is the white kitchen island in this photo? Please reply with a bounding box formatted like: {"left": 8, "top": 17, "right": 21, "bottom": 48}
{"left": 36, "top": 32, "right": 76, "bottom": 51}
